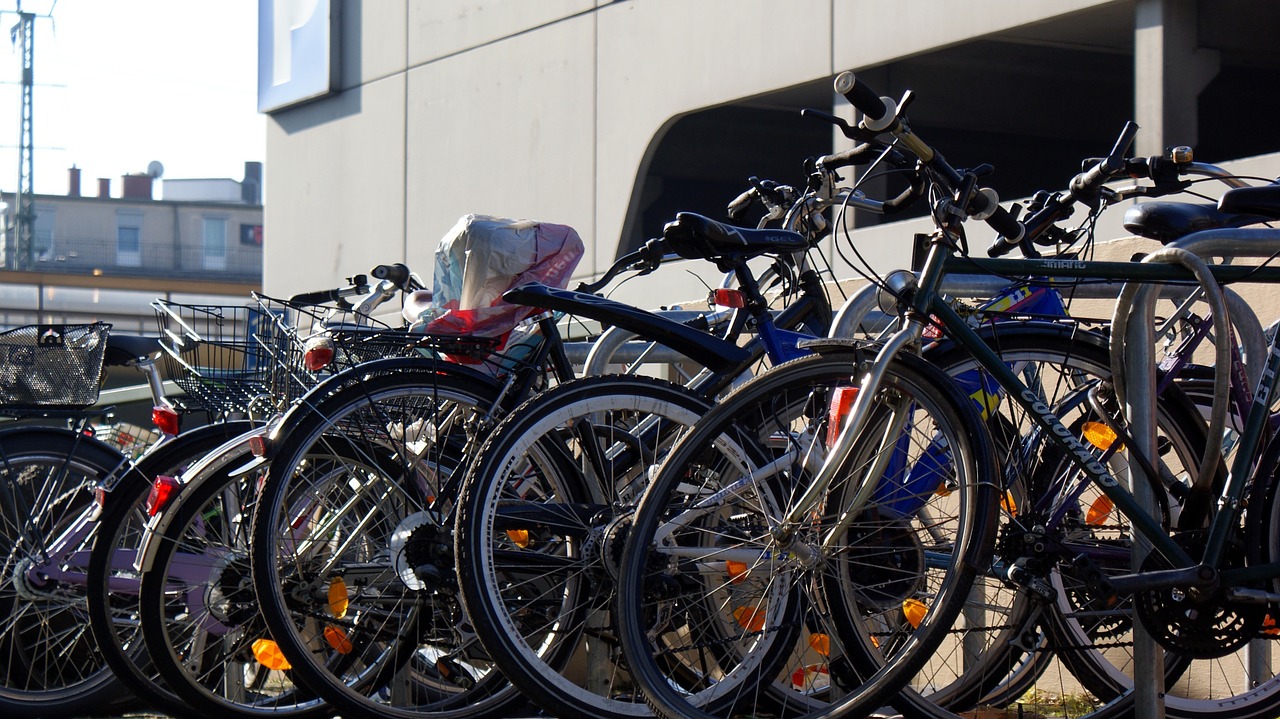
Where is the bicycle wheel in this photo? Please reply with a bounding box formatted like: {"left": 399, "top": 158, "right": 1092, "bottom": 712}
{"left": 86, "top": 419, "right": 259, "bottom": 718}
{"left": 0, "top": 427, "right": 134, "bottom": 717}
{"left": 1047, "top": 408, "right": 1280, "bottom": 719}
{"left": 615, "top": 348, "right": 999, "bottom": 719}
{"left": 455, "top": 375, "right": 712, "bottom": 719}
{"left": 140, "top": 435, "right": 330, "bottom": 718}
{"left": 251, "top": 367, "right": 528, "bottom": 719}
{"left": 905, "top": 323, "right": 1217, "bottom": 719}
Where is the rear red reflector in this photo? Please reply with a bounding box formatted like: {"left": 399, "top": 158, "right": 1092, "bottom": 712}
{"left": 152, "top": 405, "right": 181, "bottom": 436}
{"left": 710, "top": 288, "right": 747, "bottom": 309}
{"left": 826, "top": 386, "right": 859, "bottom": 449}
{"left": 145, "top": 475, "right": 181, "bottom": 517}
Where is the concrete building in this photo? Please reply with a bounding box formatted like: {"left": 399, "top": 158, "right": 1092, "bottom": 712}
{"left": 258, "top": 0, "right": 1280, "bottom": 305}
{"left": 0, "top": 164, "right": 264, "bottom": 330}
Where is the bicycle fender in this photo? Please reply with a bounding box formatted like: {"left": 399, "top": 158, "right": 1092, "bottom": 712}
{"left": 505, "top": 283, "right": 751, "bottom": 374}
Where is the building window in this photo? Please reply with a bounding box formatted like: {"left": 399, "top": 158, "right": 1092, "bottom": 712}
{"left": 117, "top": 211, "right": 142, "bottom": 267}
{"left": 33, "top": 205, "right": 54, "bottom": 261}
{"left": 203, "top": 217, "right": 226, "bottom": 271}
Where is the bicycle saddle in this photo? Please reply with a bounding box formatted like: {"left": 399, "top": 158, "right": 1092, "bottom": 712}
{"left": 662, "top": 212, "right": 809, "bottom": 261}
{"left": 1122, "top": 201, "right": 1268, "bottom": 244}
{"left": 1218, "top": 183, "right": 1280, "bottom": 219}
{"left": 104, "top": 334, "right": 162, "bottom": 366}
{"left": 402, "top": 288, "right": 434, "bottom": 324}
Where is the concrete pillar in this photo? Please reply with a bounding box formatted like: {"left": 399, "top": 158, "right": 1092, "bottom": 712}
{"left": 1134, "top": 0, "right": 1220, "bottom": 156}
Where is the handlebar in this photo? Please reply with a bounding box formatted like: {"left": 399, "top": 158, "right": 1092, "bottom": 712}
{"left": 371, "top": 263, "right": 413, "bottom": 289}
{"left": 987, "top": 123, "right": 1138, "bottom": 258}
{"left": 288, "top": 262, "right": 423, "bottom": 307}
{"left": 289, "top": 283, "right": 368, "bottom": 307}
{"left": 834, "top": 71, "right": 888, "bottom": 124}
{"left": 575, "top": 238, "right": 669, "bottom": 295}
{"left": 830, "top": 71, "right": 1026, "bottom": 250}
{"left": 1067, "top": 120, "right": 1139, "bottom": 204}
{"left": 988, "top": 124, "right": 1225, "bottom": 257}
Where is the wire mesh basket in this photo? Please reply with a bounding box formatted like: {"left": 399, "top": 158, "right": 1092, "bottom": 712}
{"left": 254, "top": 293, "right": 506, "bottom": 395}
{"left": 254, "top": 294, "right": 498, "bottom": 380}
{"left": 0, "top": 322, "right": 111, "bottom": 409}
{"left": 153, "top": 300, "right": 276, "bottom": 416}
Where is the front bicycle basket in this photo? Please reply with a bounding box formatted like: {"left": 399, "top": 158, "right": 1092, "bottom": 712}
{"left": 0, "top": 322, "right": 111, "bottom": 409}
{"left": 153, "top": 300, "right": 274, "bottom": 416}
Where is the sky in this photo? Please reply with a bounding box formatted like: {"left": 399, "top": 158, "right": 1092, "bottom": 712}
{"left": 0, "top": 0, "right": 264, "bottom": 198}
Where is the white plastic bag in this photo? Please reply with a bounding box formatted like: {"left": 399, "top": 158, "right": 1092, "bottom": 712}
{"left": 419, "top": 214, "right": 584, "bottom": 341}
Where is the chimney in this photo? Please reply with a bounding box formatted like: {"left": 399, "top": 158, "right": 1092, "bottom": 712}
{"left": 97, "top": 178, "right": 111, "bottom": 198}
{"left": 68, "top": 167, "right": 81, "bottom": 197}
{"left": 242, "top": 161, "right": 263, "bottom": 205}
{"left": 121, "top": 174, "right": 153, "bottom": 200}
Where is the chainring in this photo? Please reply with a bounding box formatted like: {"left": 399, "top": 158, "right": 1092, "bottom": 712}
{"left": 1133, "top": 531, "right": 1266, "bottom": 659}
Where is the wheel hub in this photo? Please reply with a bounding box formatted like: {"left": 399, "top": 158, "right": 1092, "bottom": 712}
{"left": 390, "top": 511, "right": 452, "bottom": 592}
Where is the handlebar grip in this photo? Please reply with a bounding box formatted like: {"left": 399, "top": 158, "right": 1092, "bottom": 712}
{"left": 726, "top": 188, "right": 756, "bottom": 220}
{"left": 834, "top": 71, "right": 887, "bottom": 121}
{"left": 983, "top": 205, "right": 1025, "bottom": 254}
{"left": 817, "top": 145, "right": 874, "bottom": 170}
{"left": 371, "top": 263, "right": 411, "bottom": 287}
{"left": 289, "top": 288, "right": 345, "bottom": 306}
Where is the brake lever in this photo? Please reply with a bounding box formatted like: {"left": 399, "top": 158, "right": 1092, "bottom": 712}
{"left": 800, "top": 108, "right": 859, "bottom": 139}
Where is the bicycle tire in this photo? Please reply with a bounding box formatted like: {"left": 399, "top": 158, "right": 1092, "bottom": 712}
{"left": 85, "top": 419, "right": 259, "bottom": 718}
{"left": 139, "top": 436, "right": 330, "bottom": 718}
{"left": 615, "top": 348, "right": 999, "bottom": 719}
{"left": 250, "top": 367, "right": 531, "bottom": 719}
{"left": 455, "top": 375, "right": 712, "bottom": 719}
{"left": 0, "top": 427, "right": 135, "bottom": 717}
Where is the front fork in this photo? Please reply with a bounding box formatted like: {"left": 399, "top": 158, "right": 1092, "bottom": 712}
{"left": 774, "top": 317, "right": 927, "bottom": 554}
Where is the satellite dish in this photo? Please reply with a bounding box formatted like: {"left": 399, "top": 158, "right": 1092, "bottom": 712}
{"left": 146, "top": 161, "right": 164, "bottom": 179}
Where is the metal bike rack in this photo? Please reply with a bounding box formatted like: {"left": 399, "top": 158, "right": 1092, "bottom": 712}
{"left": 1120, "top": 227, "right": 1280, "bottom": 719}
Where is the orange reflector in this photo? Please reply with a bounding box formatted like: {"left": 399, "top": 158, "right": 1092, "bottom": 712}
{"left": 826, "top": 386, "right": 859, "bottom": 449}
{"left": 324, "top": 626, "right": 354, "bottom": 654}
{"left": 902, "top": 598, "right": 928, "bottom": 629}
{"left": 328, "top": 577, "right": 349, "bottom": 619}
{"left": 1000, "top": 491, "right": 1017, "bottom": 516}
{"left": 725, "top": 560, "right": 749, "bottom": 583}
{"left": 251, "top": 638, "right": 292, "bottom": 671}
{"left": 1082, "top": 421, "right": 1120, "bottom": 451}
{"left": 1265, "top": 616, "right": 1280, "bottom": 636}
{"left": 808, "top": 633, "right": 831, "bottom": 656}
{"left": 506, "top": 529, "right": 530, "bottom": 548}
{"left": 1086, "top": 495, "right": 1114, "bottom": 526}
{"left": 733, "top": 606, "right": 766, "bottom": 633}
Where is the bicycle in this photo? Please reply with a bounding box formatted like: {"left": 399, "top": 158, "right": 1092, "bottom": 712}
{"left": 104, "top": 265, "right": 438, "bottom": 719}
{"left": 614, "top": 72, "right": 1280, "bottom": 719}
{"left": 447, "top": 149, "right": 916, "bottom": 718}
{"left": 245, "top": 187, "right": 875, "bottom": 719}
{"left": 0, "top": 321, "right": 227, "bottom": 717}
